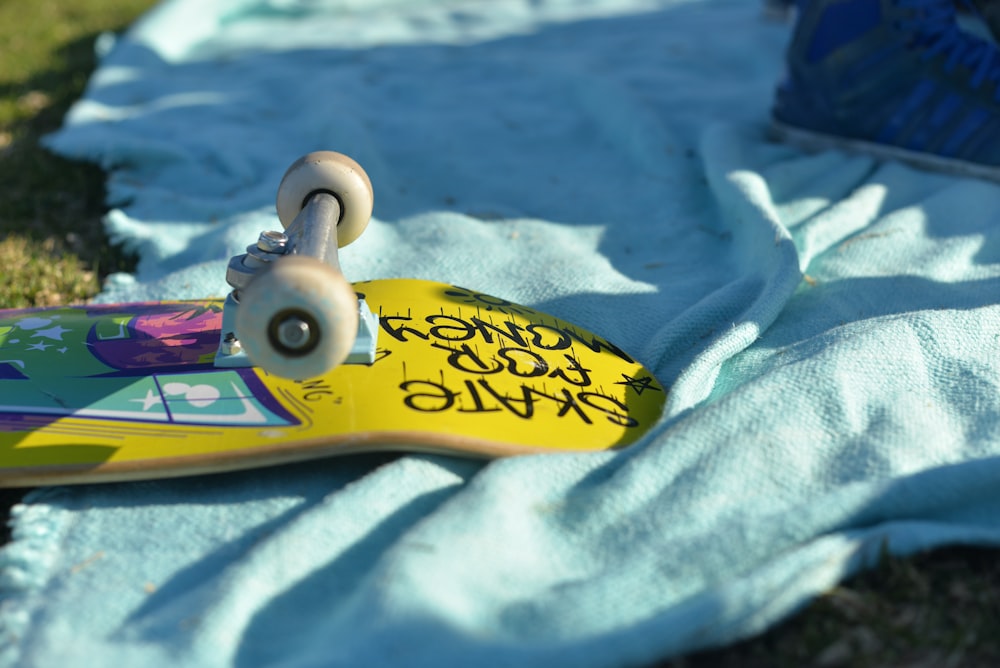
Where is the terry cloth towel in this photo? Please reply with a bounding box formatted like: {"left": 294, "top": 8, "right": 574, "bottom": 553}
{"left": 6, "top": 0, "right": 1000, "bottom": 665}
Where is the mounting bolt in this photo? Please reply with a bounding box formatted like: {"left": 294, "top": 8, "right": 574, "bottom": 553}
{"left": 257, "top": 230, "right": 289, "bottom": 254}
{"left": 221, "top": 332, "right": 242, "bottom": 355}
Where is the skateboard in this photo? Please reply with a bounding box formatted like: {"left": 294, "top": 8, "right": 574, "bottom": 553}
{"left": 0, "top": 153, "right": 666, "bottom": 487}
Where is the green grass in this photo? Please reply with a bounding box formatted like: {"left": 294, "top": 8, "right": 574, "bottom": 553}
{"left": 0, "top": 0, "right": 152, "bottom": 308}
{"left": 2, "top": 1, "right": 1000, "bottom": 664}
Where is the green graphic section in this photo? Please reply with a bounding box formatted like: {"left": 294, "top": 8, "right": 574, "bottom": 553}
{"left": 0, "top": 370, "right": 293, "bottom": 427}
{"left": 157, "top": 371, "right": 292, "bottom": 426}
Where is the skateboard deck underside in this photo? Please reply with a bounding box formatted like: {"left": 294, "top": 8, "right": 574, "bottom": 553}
{"left": 0, "top": 279, "right": 665, "bottom": 486}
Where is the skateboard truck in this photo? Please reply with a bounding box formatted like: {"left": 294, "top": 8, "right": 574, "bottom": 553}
{"left": 215, "top": 151, "right": 378, "bottom": 380}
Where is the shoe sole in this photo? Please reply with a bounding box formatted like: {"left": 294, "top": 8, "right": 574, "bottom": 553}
{"left": 769, "top": 119, "right": 1000, "bottom": 184}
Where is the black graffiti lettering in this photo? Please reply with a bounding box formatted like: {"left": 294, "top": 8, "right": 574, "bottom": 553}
{"left": 400, "top": 379, "right": 457, "bottom": 412}
{"left": 298, "top": 379, "right": 326, "bottom": 391}
{"left": 530, "top": 386, "right": 593, "bottom": 423}
{"left": 431, "top": 342, "right": 502, "bottom": 374}
{"left": 383, "top": 311, "right": 630, "bottom": 364}
{"left": 298, "top": 379, "right": 334, "bottom": 402}
{"left": 525, "top": 323, "right": 572, "bottom": 351}
{"left": 303, "top": 390, "right": 334, "bottom": 401}
{"left": 386, "top": 305, "right": 643, "bottom": 427}
{"left": 562, "top": 329, "right": 634, "bottom": 364}
{"left": 470, "top": 317, "right": 527, "bottom": 347}
{"left": 399, "top": 378, "right": 638, "bottom": 428}
{"left": 471, "top": 381, "right": 595, "bottom": 424}
{"left": 548, "top": 354, "right": 592, "bottom": 387}
{"left": 474, "top": 379, "right": 535, "bottom": 419}
{"left": 380, "top": 315, "right": 429, "bottom": 342}
{"left": 458, "top": 379, "right": 501, "bottom": 413}
{"left": 578, "top": 392, "right": 639, "bottom": 427}
{"left": 498, "top": 347, "right": 548, "bottom": 378}
{"left": 427, "top": 314, "right": 476, "bottom": 341}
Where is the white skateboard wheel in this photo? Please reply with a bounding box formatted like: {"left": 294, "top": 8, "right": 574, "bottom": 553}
{"left": 276, "top": 151, "right": 374, "bottom": 247}
{"left": 236, "top": 256, "right": 359, "bottom": 380}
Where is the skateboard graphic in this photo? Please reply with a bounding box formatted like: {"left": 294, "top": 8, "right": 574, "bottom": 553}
{"left": 0, "top": 153, "right": 666, "bottom": 486}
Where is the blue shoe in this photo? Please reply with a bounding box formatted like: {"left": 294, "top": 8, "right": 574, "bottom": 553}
{"left": 771, "top": 0, "right": 1000, "bottom": 181}
{"left": 971, "top": 0, "right": 1000, "bottom": 41}
{"left": 762, "top": 0, "right": 797, "bottom": 22}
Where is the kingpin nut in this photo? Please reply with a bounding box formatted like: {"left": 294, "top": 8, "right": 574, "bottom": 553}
{"left": 257, "top": 230, "right": 289, "bottom": 253}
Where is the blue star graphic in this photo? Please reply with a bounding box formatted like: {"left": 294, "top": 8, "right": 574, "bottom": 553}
{"left": 32, "top": 325, "right": 71, "bottom": 341}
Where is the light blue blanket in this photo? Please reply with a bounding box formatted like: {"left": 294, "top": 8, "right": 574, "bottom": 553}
{"left": 6, "top": 0, "right": 1000, "bottom": 665}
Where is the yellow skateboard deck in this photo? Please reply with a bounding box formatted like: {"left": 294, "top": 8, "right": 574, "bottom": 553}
{"left": 0, "top": 279, "right": 665, "bottom": 486}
